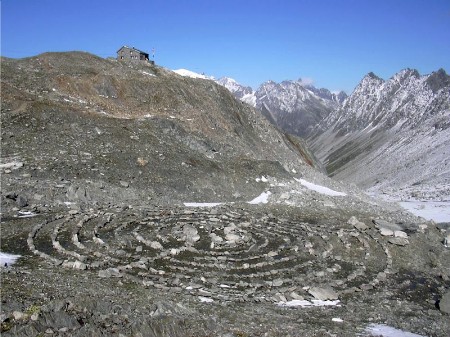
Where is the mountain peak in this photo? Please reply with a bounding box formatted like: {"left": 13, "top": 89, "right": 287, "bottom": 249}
{"left": 365, "top": 72, "right": 382, "bottom": 81}
{"left": 426, "top": 68, "right": 450, "bottom": 92}
{"left": 394, "top": 68, "right": 420, "bottom": 80}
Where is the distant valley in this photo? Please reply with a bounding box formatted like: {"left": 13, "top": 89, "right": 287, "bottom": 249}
{"left": 214, "top": 69, "right": 450, "bottom": 221}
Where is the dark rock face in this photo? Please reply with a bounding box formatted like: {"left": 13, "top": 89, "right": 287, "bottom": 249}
{"left": 426, "top": 68, "right": 450, "bottom": 93}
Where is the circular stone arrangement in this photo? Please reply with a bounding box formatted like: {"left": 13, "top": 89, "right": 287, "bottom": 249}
{"left": 27, "top": 206, "right": 392, "bottom": 303}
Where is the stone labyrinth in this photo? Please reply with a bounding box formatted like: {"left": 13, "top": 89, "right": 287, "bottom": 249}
{"left": 27, "top": 207, "right": 393, "bottom": 303}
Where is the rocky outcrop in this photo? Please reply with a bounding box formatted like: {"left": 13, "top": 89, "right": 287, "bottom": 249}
{"left": 1, "top": 52, "right": 325, "bottom": 206}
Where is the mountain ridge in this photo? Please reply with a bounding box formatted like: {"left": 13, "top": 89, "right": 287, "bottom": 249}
{"left": 308, "top": 67, "right": 450, "bottom": 201}
{"left": 217, "top": 76, "right": 347, "bottom": 137}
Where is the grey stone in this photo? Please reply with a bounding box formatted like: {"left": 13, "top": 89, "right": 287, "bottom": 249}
{"left": 272, "top": 279, "right": 284, "bottom": 287}
{"left": 183, "top": 225, "right": 200, "bottom": 243}
{"left": 225, "top": 233, "right": 240, "bottom": 242}
{"left": 12, "top": 311, "right": 25, "bottom": 320}
{"left": 119, "top": 181, "right": 129, "bottom": 188}
{"left": 373, "top": 219, "right": 403, "bottom": 232}
{"left": 379, "top": 228, "right": 394, "bottom": 236}
{"left": 388, "top": 237, "right": 409, "bottom": 246}
{"left": 348, "top": 216, "right": 368, "bottom": 230}
{"left": 16, "top": 195, "right": 28, "bottom": 208}
{"left": 308, "top": 286, "right": 339, "bottom": 300}
{"left": 444, "top": 230, "right": 450, "bottom": 248}
{"left": 394, "top": 230, "right": 408, "bottom": 238}
{"left": 98, "top": 268, "right": 122, "bottom": 278}
{"left": 289, "top": 292, "right": 304, "bottom": 300}
{"left": 67, "top": 185, "right": 90, "bottom": 202}
{"left": 149, "top": 241, "right": 163, "bottom": 250}
{"left": 359, "top": 284, "right": 374, "bottom": 291}
{"left": 223, "top": 225, "right": 236, "bottom": 235}
{"left": 439, "top": 291, "right": 450, "bottom": 314}
{"left": 40, "top": 311, "right": 81, "bottom": 329}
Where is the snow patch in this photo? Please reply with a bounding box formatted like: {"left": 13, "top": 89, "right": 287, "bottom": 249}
{"left": 365, "top": 324, "right": 427, "bottom": 337}
{"left": 18, "top": 211, "right": 37, "bottom": 218}
{"left": 248, "top": 191, "right": 271, "bottom": 204}
{"left": 332, "top": 318, "right": 344, "bottom": 323}
{"left": 198, "top": 296, "right": 214, "bottom": 303}
{"left": 184, "top": 202, "right": 223, "bottom": 207}
{"left": 294, "top": 178, "right": 347, "bottom": 197}
{"left": 173, "top": 69, "right": 213, "bottom": 80}
{"left": 398, "top": 200, "right": 450, "bottom": 222}
{"left": 278, "top": 299, "right": 340, "bottom": 307}
{"left": 242, "top": 93, "right": 257, "bottom": 107}
{"left": 140, "top": 70, "right": 156, "bottom": 77}
{"left": 0, "top": 161, "right": 24, "bottom": 169}
{"left": 0, "top": 252, "right": 21, "bottom": 266}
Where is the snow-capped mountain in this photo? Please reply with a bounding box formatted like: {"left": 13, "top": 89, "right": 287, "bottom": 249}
{"left": 304, "top": 85, "right": 348, "bottom": 104}
{"left": 255, "top": 80, "right": 346, "bottom": 137}
{"left": 216, "top": 77, "right": 256, "bottom": 106}
{"left": 308, "top": 68, "right": 450, "bottom": 200}
{"left": 216, "top": 77, "right": 347, "bottom": 137}
{"left": 314, "top": 68, "right": 450, "bottom": 134}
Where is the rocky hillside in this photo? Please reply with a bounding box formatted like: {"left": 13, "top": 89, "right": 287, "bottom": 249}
{"left": 217, "top": 77, "right": 347, "bottom": 138}
{"left": 308, "top": 68, "right": 450, "bottom": 200}
{"left": 1, "top": 52, "right": 326, "bottom": 206}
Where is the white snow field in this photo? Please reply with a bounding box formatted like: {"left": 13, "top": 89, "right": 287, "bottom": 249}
{"left": 0, "top": 252, "right": 21, "bottom": 266}
{"left": 398, "top": 200, "right": 450, "bottom": 222}
{"left": 248, "top": 191, "right": 272, "bottom": 204}
{"left": 365, "top": 324, "right": 427, "bottom": 337}
{"left": 173, "top": 69, "right": 213, "bottom": 80}
{"left": 278, "top": 299, "right": 340, "bottom": 308}
{"left": 294, "top": 178, "right": 347, "bottom": 196}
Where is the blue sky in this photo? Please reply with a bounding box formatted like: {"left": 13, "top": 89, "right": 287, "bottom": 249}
{"left": 2, "top": 0, "right": 450, "bottom": 93}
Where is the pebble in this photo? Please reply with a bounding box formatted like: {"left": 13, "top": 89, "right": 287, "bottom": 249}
{"left": 119, "top": 181, "right": 129, "bottom": 188}
{"left": 12, "top": 311, "right": 25, "bottom": 320}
